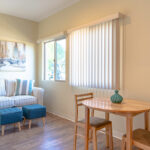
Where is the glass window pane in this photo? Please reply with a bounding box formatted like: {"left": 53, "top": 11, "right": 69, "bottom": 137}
{"left": 56, "top": 39, "right": 66, "bottom": 80}
{"left": 45, "top": 41, "right": 54, "bottom": 80}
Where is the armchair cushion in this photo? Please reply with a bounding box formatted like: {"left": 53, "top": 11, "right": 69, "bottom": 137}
{"left": 11, "top": 95, "right": 37, "bottom": 107}
{"left": 0, "top": 97, "right": 14, "bottom": 109}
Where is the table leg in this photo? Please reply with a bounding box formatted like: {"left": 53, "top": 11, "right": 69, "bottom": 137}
{"left": 145, "top": 111, "right": 149, "bottom": 131}
{"left": 85, "top": 107, "right": 90, "bottom": 150}
{"left": 126, "top": 115, "right": 133, "bottom": 150}
{"left": 105, "top": 112, "right": 110, "bottom": 147}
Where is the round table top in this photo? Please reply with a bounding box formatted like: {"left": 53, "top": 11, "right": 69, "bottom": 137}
{"left": 82, "top": 98, "right": 150, "bottom": 114}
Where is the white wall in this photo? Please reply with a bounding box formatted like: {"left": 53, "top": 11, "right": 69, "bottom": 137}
{"left": 0, "top": 13, "right": 38, "bottom": 81}
{"left": 37, "top": 0, "right": 150, "bottom": 138}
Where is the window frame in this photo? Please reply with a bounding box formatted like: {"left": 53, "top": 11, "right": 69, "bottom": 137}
{"left": 43, "top": 37, "right": 66, "bottom": 82}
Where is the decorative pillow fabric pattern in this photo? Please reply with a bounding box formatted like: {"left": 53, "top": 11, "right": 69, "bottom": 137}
{"left": 15, "top": 79, "right": 34, "bottom": 96}
{"left": 0, "top": 79, "right": 6, "bottom": 96}
{"left": 5, "top": 79, "right": 16, "bottom": 96}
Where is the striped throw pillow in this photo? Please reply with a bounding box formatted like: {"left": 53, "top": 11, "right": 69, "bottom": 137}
{"left": 0, "top": 79, "right": 6, "bottom": 96}
{"left": 5, "top": 79, "right": 16, "bottom": 96}
{"left": 15, "top": 79, "right": 34, "bottom": 96}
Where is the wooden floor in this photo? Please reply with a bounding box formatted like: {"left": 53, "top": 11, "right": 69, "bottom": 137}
{"left": 0, "top": 113, "right": 138, "bottom": 150}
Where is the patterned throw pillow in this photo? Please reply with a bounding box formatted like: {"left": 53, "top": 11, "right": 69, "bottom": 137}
{"left": 0, "top": 79, "right": 6, "bottom": 96}
{"left": 15, "top": 79, "right": 34, "bottom": 96}
{"left": 5, "top": 79, "right": 16, "bottom": 96}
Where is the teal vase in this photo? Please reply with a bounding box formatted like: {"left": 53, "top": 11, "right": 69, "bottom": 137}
{"left": 111, "top": 90, "right": 123, "bottom": 103}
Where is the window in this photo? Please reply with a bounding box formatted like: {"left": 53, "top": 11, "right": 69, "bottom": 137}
{"left": 44, "top": 38, "right": 66, "bottom": 81}
{"left": 69, "top": 18, "right": 120, "bottom": 89}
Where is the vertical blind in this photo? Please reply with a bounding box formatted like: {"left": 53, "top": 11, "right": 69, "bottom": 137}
{"left": 69, "top": 19, "right": 119, "bottom": 89}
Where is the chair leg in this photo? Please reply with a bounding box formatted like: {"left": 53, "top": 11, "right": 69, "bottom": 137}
{"left": 109, "top": 123, "right": 113, "bottom": 150}
{"left": 18, "top": 122, "right": 21, "bottom": 131}
{"left": 92, "top": 128, "right": 97, "bottom": 150}
{"left": 89, "top": 129, "right": 93, "bottom": 142}
{"left": 29, "top": 120, "right": 32, "bottom": 129}
{"left": 121, "top": 136, "right": 126, "bottom": 150}
{"left": 73, "top": 125, "right": 78, "bottom": 150}
{"left": 106, "top": 125, "right": 109, "bottom": 148}
{"left": 42, "top": 117, "right": 46, "bottom": 126}
{"left": 1, "top": 125, "right": 5, "bottom": 136}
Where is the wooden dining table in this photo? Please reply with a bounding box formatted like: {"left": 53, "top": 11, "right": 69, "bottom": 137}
{"left": 82, "top": 98, "right": 150, "bottom": 150}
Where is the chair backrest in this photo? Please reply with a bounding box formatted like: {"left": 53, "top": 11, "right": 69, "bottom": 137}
{"left": 74, "top": 93, "right": 93, "bottom": 122}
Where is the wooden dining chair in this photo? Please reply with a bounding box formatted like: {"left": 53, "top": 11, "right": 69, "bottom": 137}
{"left": 74, "top": 93, "right": 113, "bottom": 150}
{"left": 121, "top": 128, "right": 150, "bottom": 150}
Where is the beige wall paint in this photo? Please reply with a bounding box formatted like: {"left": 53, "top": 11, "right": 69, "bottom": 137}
{"left": 0, "top": 13, "right": 38, "bottom": 81}
{"left": 38, "top": 0, "right": 150, "bottom": 138}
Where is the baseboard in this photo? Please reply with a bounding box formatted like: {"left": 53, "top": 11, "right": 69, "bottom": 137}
{"left": 47, "top": 110, "right": 123, "bottom": 140}
{"left": 47, "top": 110, "right": 74, "bottom": 123}
{"left": 111, "top": 130, "right": 123, "bottom": 140}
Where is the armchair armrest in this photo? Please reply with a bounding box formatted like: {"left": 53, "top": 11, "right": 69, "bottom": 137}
{"left": 32, "top": 87, "right": 44, "bottom": 105}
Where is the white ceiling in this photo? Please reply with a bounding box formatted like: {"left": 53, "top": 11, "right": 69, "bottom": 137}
{"left": 0, "top": 0, "right": 80, "bottom": 22}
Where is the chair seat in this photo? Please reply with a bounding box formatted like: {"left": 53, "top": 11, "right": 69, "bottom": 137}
{"left": 133, "top": 129, "right": 150, "bottom": 147}
{"left": 123, "top": 128, "right": 150, "bottom": 148}
{"left": 79, "top": 117, "right": 111, "bottom": 128}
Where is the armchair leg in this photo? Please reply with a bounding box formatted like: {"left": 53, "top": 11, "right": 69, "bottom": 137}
{"left": 42, "top": 117, "right": 46, "bottom": 126}
{"left": 29, "top": 120, "right": 32, "bottom": 129}
{"left": 18, "top": 122, "right": 21, "bottom": 131}
{"left": 1, "top": 125, "right": 5, "bottom": 136}
{"left": 23, "top": 118, "right": 26, "bottom": 126}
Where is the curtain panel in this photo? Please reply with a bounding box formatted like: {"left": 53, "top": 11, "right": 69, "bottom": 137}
{"left": 69, "top": 19, "right": 120, "bottom": 89}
